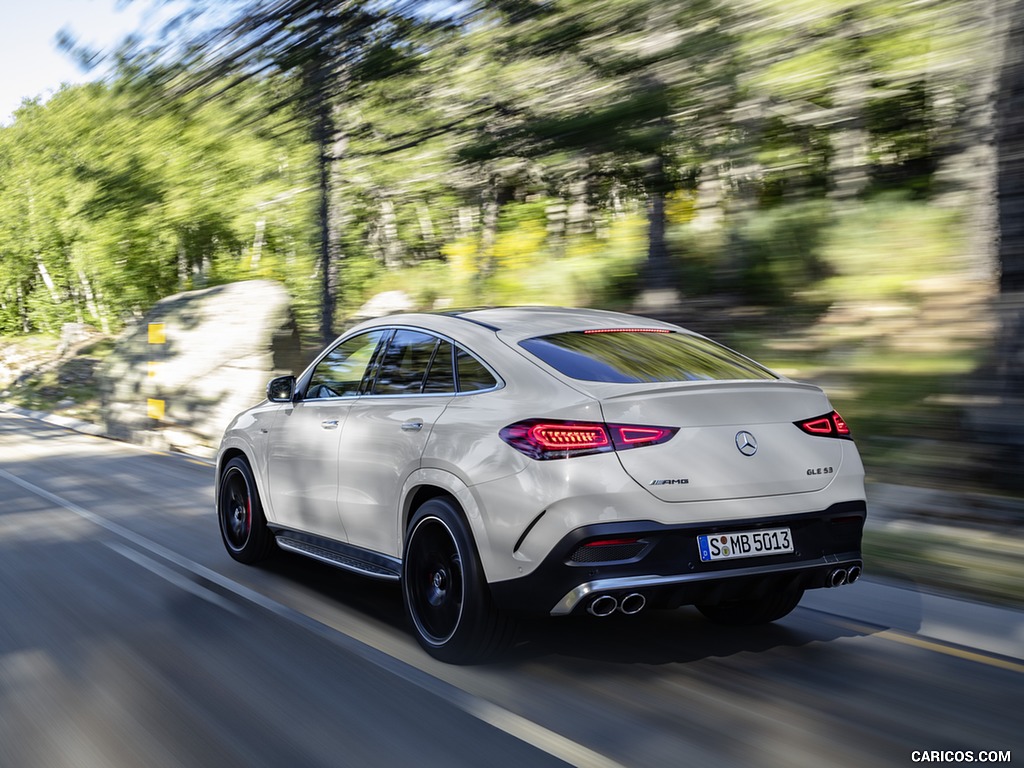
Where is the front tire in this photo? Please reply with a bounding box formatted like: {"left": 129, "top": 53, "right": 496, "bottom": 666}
{"left": 217, "top": 456, "right": 275, "bottom": 564}
{"left": 696, "top": 588, "right": 804, "bottom": 626}
{"left": 402, "top": 497, "right": 515, "bottom": 664}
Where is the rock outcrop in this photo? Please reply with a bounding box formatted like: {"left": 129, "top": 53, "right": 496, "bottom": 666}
{"left": 98, "top": 280, "right": 303, "bottom": 457}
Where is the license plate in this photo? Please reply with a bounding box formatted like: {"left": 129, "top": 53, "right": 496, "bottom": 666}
{"left": 698, "top": 528, "right": 793, "bottom": 562}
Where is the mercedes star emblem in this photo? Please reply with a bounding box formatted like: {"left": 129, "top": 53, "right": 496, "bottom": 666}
{"left": 735, "top": 431, "right": 758, "bottom": 456}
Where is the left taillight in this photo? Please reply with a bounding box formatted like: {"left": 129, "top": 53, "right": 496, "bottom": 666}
{"left": 795, "top": 410, "right": 852, "bottom": 439}
{"left": 499, "top": 419, "right": 677, "bottom": 460}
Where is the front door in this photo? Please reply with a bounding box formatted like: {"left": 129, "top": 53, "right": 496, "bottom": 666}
{"left": 266, "top": 329, "right": 387, "bottom": 540}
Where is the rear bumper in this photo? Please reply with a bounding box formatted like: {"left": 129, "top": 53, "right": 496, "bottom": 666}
{"left": 488, "top": 501, "right": 866, "bottom": 616}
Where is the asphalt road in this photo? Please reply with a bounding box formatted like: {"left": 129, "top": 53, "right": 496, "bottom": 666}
{"left": 0, "top": 411, "right": 1020, "bottom": 768}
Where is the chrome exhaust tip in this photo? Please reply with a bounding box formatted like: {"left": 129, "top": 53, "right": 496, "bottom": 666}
{"left": 619, "top": 593, "right": 646, "bottom": 615}
{"left": 828, "top": 568, "right": 848, "bottom": 588}
{"left": 846, "top": 565, "right": 862, "bottom": 584}
{"left": 588, "top": 595, "right": 618, "bottom": 617}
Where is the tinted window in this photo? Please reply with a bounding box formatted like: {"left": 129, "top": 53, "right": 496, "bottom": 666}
{"left": 423, "top": 340, "right": 456, "bottom": 393}
{"left": 373, "top": 330, "right": 439, "bottom": 395}
{"left": 307, "top": 330, "right": 387, "bottom": 398}
{"left": 456, "top": 347, "right": 498, "bottom": 391}
{"left": 519, "top": 331, "right": 777, "bottom": 383}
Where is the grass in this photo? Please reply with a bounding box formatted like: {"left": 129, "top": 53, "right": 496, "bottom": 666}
{"left": 864, "top": 527, "right": 1024, "bottom": 609}
{"left": 735, "top": 327, "right": 999, "bottom": 493}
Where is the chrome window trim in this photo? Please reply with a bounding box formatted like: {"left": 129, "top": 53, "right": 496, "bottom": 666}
{"left": 300, "top": 324, "right": 505, "bottom": 402}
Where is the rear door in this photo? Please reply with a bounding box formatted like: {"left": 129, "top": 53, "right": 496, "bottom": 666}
{"left": 336, "top": 329, "right": 458, "bottom": 556}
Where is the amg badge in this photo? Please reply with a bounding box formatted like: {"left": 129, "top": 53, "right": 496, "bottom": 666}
{"left": 650, "top": 478, "right": 690, "bottom": 485}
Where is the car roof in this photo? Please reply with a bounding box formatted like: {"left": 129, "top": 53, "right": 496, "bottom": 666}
{"left": 447, "top": 306, "right": 685, "bottom": 342}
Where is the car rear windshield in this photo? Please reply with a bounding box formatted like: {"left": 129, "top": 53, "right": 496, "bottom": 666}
{"left": 519, "top": 330, "right": 778, "bottom": 383}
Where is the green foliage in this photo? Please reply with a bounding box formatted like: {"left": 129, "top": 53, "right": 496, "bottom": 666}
{"left": 483, "top": 212, "right": 647, "bottom": 308}
{"left": 738, "top": 202, "right": 834, "bottom": 305}
{"left": 0, "top": 79, "right": 316, "bottom": 336}
{"left": 821, "top": 195, "right": 965, "bottom": 303}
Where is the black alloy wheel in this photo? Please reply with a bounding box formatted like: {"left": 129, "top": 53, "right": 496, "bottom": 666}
{"left": 217, "top": 456, "right": 275, "bottom": 564}
{"left": 402, "top": 497, "right": 516, "bottom": 664}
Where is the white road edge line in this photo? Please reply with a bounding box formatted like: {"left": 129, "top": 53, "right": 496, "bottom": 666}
{"left": 103, "top": 540, "right": 244, "bottom": 617}
{"left": 0, "top": 466, "right": 626, "bottom": 768}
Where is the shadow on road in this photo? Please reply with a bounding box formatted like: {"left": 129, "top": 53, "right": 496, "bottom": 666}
{"left": 253, "top": 551, "right": 897, "bottom": 668}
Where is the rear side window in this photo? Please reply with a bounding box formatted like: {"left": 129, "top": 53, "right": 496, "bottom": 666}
{"left": 364, "top": 331, "right": 496, "bottom": 395}
{"left": 519, "top": 331, "right": 777, "bottom": 383}
{"left": 423, "top": 341, "right": 456, "bottom": 393}
{"left": 456, "top": 347, "right": 498, "bottom": 391}
{"left": 373, "top": 330, "right": 438, "bottom": 395}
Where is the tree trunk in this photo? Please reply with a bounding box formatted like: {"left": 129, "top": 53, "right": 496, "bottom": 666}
{"left": 994, "top": 0, "right": 1024, "bottom": 390}
{"left": 641, "top": 155, "right": 672, "bottom": 290}
{"left": 566, "top": 178, "right": 591, "bottom": 235}
{"left": 827, "top": 101, "right": 870, "bottom": 203}
{"left": 827, "top": 11, "right": 872, "bottom": 203}
{"left": 378, "top": 198, "right": 403, "bottom": 269}
{"left": 968, "top": 0, "right": 1024, "bottom": 491}
{"left": 315, "top": 91, "right": 337, "bottom": 344}
{"left": 35, "top": 257, "right": 60, "bottom": 304}
{"left": 251, "top": 218, "right": 266, "bottom": 271}
{"left": 478, "top": 181, "right": 512, "bottom": 279}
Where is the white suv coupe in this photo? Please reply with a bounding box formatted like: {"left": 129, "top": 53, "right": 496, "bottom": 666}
{"left": 216, "top": 307, "right": 866, "bottom": 663}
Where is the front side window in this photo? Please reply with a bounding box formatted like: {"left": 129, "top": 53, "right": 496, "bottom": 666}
{"left": 310, "top": 327, "right": 499, "bottom": 398}
{"left": 306, "top": 330, "right": 387, "bottom": 399}
{"left": 519, "top": 331, "right": 777, "bottom": 383}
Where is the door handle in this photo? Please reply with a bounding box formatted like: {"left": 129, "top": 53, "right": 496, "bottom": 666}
{"left": 401, "top": 420, "right": 423, "bottom": 432}
{"left": 321, "top": 419, "right": 339, "bottom": 429}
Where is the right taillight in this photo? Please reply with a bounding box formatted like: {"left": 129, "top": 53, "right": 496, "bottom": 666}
{"left": 500, "top": 419, "right": 677, "bottom": 460}
{"left": 795, "top": 410, "right": 852, "bottom": 439}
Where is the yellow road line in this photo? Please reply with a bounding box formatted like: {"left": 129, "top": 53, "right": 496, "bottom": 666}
{"left": 833, "top": 619, "right": 1024, "bottom": 674}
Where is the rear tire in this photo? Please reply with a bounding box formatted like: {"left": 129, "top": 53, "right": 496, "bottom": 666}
{"left": 217, "top": 456, "right": 275, "bottom": 564}
{"left": 402, "top": 497, "right": 515, "bottom": 664}
{"left": 696, "top": 588, "right": 804, "bottom": 626}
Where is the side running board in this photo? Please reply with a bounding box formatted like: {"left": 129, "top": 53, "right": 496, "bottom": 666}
{"left": 275, "top": 535, "right": 401, "bottom": 581}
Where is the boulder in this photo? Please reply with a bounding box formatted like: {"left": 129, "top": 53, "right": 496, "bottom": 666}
{"left": 98, "top": 280, "right": 303, "bottom": 457}
{"left": 353, "top": 289, "right": 413, "bottom": 318}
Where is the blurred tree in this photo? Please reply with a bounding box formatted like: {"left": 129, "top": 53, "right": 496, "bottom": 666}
{"left": 0, "top": 0, "right": 1001, "bottom": 338}
{"left": 0, "top": 78, "right": 312, "bottom": 335}
{"left": 95, "top": 0, "right": 443, "bottom": 341}
{"left": 977, "top": 0, "right": 1024, "bottom": 489}
{"left": 453, "top": 0, "right": 740, "bottom": 296}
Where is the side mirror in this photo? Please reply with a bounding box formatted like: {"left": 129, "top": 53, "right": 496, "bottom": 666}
{"left": 267, "top": 375, "right": 296, "bottom": 403}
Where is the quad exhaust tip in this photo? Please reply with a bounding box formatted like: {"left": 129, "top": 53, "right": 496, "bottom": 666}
{"left": 828, "top": 565, "right": 863, "bottom": 588}
{"left": 587, "top": 593, "right": 647, "bottom": 617}
{"left": 619, "top": 593, "right": 646, "bottom": 615}
{"left": 588, "top": 595, "right": 618, "bottom": 617}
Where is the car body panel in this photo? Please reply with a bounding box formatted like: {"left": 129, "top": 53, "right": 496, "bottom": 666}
{"left": 264, "top": 399, "right": 353, "bottom": 539}
{"left": 471, "top": 439, "right": 864, "bottom": 584}
{"left": 597, "top": 381, "right": 844, "bottom": 501}
{"left": 338, "top": 394, "right": 454, "bottom": 556}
